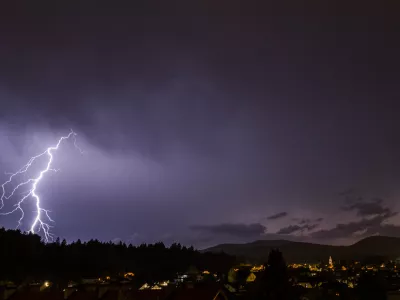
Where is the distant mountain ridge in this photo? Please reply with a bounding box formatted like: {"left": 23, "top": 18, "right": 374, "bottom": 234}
{"left": 203, "top": 236, "right": 400, "bottom": 263}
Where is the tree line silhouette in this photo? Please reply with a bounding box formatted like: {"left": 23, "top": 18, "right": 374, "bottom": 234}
{"left": 0, "top": 228, "right": 236, "bottom": 285}
{"left": 0, "top": 228, "right": 389, "bottom": 299}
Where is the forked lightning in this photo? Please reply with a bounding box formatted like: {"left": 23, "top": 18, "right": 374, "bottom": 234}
{"left": 0, "top": 130, "right": 83, "bottom": 242}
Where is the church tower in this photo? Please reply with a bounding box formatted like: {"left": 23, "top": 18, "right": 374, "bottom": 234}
{"left": 329, "top": 256, "right": 333, "bottom": 268}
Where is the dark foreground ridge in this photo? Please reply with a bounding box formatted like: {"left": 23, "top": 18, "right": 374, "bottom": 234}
{"left": 204, "top": 236, "right": 400, "bottom": 263}
{"left": 0, "top": 227, "right": 235, "bottom": 283}
{"left": 0, "top": 228, "right": 398, "bottom": 299}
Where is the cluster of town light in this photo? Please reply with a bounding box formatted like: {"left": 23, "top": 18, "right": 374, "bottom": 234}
{"left": 250, "top": 265, "right": 265, "bottom": 272}
{"left": 139, "top": 281, "right": 169, "bottom": 290}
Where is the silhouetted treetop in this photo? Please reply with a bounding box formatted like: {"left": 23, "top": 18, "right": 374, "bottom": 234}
{"left": 0, "top": 227, "right": 236, "bottom": 285}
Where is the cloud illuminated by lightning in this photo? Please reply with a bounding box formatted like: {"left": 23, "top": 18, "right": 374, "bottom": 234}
{"left": 0, "top": 130, "right": 83, "bottom": 242}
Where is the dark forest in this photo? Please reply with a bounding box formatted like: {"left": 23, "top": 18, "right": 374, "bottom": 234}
{"left": 0, "top": 228, "right": 236, "bottom": 285}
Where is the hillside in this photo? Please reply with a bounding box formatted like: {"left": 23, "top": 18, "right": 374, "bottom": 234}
{"left": 203, "top": 236, "right": 400, "bottom": 263}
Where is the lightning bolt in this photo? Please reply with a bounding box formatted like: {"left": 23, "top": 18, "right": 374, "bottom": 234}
{"left": 0, "top": 130, "right": 83, "bottom": 242}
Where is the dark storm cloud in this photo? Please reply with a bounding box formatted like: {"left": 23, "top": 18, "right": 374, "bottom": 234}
{"left": 311, "top": 197, "right": 398, "bottom": 240}
{"left": 290, "top": 217, "right": 322, "bottom": 226}
{"left": 0, "top": 1, "right": 399, "bottom": 246}
{"left": 277, "top": 215, "right": 322, "bottom": 235}
{"left": 267, "top": 212, "right": 288, "bottom": 220}
{"left": 298, "top": 218, "right": 310, "bottom": 225}
{"left": 306, "top": 224, "right": 319, "bottom": 231}
{"left": 312, "top": 210, "right": 398, "bottom": 240}
{"left": 190, "top": 223, "right": 266, "bottom": 238}
{"left": 342, "top": 198, "right": 390, "bottom": 217}
{"left": 277, "top": 223, "right": 319, "bottom": 235}
{"left": 276, "top": 225, "right": 301, "bottom": 235}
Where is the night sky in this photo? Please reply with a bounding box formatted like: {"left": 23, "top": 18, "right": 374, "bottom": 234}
{"left": 0, "top": 1, "right": 399, "bottom": 248}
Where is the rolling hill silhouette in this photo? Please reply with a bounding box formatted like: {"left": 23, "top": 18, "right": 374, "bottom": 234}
{"left": 203, "top": 236, "right": 400, "bottom": 263}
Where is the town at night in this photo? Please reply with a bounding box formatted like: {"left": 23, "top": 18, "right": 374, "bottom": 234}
{"left": 0, "top": 1, "right": 399, "bottom": 299}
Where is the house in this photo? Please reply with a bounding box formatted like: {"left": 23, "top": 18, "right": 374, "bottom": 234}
{"left": 245, "top": 273, "right": 256, "bottom": 283}
{"left": 296, "top": 281, "right": 313, "bottom": 289}
{"left": 139, "top": 283, "right": 150, "bottom": 290}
